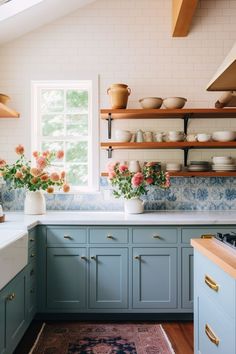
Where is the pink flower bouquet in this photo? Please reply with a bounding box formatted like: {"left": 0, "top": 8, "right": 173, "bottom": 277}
{"left": 0, "top": 145, "right": 70, "bottom": 193}
{"left": 107, "top": 161, "right": 170, "bottom": 199}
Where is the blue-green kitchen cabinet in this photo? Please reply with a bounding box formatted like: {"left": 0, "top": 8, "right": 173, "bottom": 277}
{"left": 132, "top": 247, "right": 177, "bottom": 309}
{"left": 182, "top": 247, "right": 194, "bottom": 309}
{"left": 46, "top": 247, "right": 87, "bottom": 310}
{"left": 89, "top": 248, "right": 128, "bottom": 309}
{"left": 0, "top": 269, "right": 27, "bottom": 354}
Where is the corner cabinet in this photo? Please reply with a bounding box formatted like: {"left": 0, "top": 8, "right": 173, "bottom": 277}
{"left": 100, "top": 108, "right": 236, "bottom": 177}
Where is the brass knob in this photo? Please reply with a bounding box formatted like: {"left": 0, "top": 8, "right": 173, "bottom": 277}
{"left": 81, "top": 256, "right": 87, "bottom": 260}
{"left": 107, "top": 235, "right": 113, "bottom": 239}
{"left": 134, "top": 255, "right": 140, "bottom": 260}
{"left": 64, "top": 235, "right": 73, "bottom": 240}
{"left": 91, "top": 256, "right": 96, "bottom": 260}
{"left": 30, "top": 269, "right": 35, "bottom": 276}
{"left": 201, "top": 234, "right": 214, "bottom": 239}
{"left": 152, "top": 235, "right": 160, "bottom": 239}
{"left": 7, "top": 293, "right": 15, "bottom": 301}
{"left": 30, "top": 253, "right": 35, "bottom": 258}
{"left": 29, "top": 238, "right": 34, "bottom": 242}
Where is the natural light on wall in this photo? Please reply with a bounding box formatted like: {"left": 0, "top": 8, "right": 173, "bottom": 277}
{"left": 31, "top": 80, "right": 99, "bottom": 192}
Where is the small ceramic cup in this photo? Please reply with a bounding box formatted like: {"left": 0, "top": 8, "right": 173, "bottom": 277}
{"left": 154, "top": 132, "right": 165, "bottom": 142}
{"left": 167, "top": 131, "right": 185, "bottom": 142}
{"left": 144, "top": 131, "right": 153, "bottom": 142}
{"left": 186, "top": 134, "right": 197, "bottom": 142}
{"left": 197, "top": 133, "right": 211, "bottom": 142}
{"left": 129, "top": 160, "right": 141, "bottom": 173}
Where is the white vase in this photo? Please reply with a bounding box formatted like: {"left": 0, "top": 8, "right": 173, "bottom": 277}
{"left": 24, "top": 190, "right": 46, "bottom": 215}
{"left": 124, "top": 197, "right": 144, "bottom": 214}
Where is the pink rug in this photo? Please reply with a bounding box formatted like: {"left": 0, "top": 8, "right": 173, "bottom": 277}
{"left": 30, "top": 322, "right": 175, "bottom": 354}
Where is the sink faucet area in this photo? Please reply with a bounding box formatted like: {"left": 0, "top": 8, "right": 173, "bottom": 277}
{"left": 0, "top": 229, "right": 28, "bottom": 290}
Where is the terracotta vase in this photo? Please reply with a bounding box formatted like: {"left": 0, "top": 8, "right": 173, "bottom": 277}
{"left": 124, "top": 197, "right": 144, "bottom": 214}
{"left": 24, "top": 190, "right": 46, "bottom": 215}
{"left": 107, "top": 83, "right": 131, "bottom": 109}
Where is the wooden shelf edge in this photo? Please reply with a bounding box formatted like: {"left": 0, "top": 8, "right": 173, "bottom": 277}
{"left": 0, "top": 103, "right": 20, "bottom": 118}
{"left": 101, "top": 141, "right": 236, "bottom": 149}
{"left": 101, "top": 171, "right": 236, "bottom": 177}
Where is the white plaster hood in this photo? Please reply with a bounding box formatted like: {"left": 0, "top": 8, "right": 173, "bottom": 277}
{"left": 0, "top": 0, "right": 96, "bottom": 45}
{"left": 207, "top": 41, "right": 236, "bottom": 91}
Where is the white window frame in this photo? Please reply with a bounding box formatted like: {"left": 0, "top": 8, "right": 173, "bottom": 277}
{"left": 31, "top": 79, "right": 99, "bottom": 193}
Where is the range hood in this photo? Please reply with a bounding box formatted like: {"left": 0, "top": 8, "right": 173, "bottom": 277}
{"left": 207, "top": 41, "right": 236, "bottom": 91}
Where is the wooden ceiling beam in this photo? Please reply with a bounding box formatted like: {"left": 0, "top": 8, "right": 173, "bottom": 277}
{"left": 172, "top": 0, "right": 199, "bottom": 37}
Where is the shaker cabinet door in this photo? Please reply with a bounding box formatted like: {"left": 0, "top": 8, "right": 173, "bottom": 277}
{"left": 89, "top": 248, "right": 128, "bottom": 309}
{"left": 133, "top": 248, "right": 177, "bottom": 309}
{"left": 46, "top": 247, "right": 87, "bottom": 310}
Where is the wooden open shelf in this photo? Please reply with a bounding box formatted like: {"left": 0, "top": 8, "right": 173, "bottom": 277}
{"left": 101, "top": 141, "right": 236, "bottom": 150}
{"left": 101, "top": 108, "right": 236, "bottom": 120}
{"left": 0, "top": 103, "right": 19, "bottom": 118}
{"left": 101, "top": 171, "right": 236, "bottom": 177}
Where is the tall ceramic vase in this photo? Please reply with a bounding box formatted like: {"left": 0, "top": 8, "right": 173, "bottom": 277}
{"left": 124, "top": 197, "right": 144, "bottom": 214}
{"left": 24, "top": 190, "right": 46, "bottom": 215}
{"left": 107, "top": 83, "right": 131, "bottom": 109}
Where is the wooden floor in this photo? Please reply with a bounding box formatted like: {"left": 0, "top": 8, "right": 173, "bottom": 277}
{"left": 14, "top": 321, "right": 193, "bottom": 354}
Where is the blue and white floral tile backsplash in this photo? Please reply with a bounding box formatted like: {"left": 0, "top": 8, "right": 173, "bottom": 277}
{"left": 1, "top": 177, "right": 236, "bottom": 211}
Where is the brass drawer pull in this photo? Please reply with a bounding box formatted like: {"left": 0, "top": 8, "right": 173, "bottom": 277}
{"left": 107, "top": 235, "right": 113, "bottom": 239}
{"left": 134, "top": 255, "right": 140, "bottom": 260}
{"left": 64, "top": 235, "right": 73, "bottom": 240}
{"left": 7, "top": 293, "right": 15, "bottom": 301}
{"left": 29, "top": 238, "right": 34, "bottom": 242}
{"left": 91, "top": 256, "right": 96, "bottom": 260}
{"left": 152, "top": 235, "right": 160, "bottom": 239}
{"left": 205, "top": 275, "right": 219, "bottom": 292}
{"left": 81, "top": 256, "right": 87, "bottom": 260}
{"left": 205, "top": 324, "right": 220, "bottom": 345}
{"left": 201, "top": 234, "right": 214, "bottom": 239}
{"left": 30, "top": 253, "right": 35, "bottom": 258}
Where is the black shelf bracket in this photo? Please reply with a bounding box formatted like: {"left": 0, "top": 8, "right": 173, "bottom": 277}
{"left": 183, "top": 114, "right": 192, "bottom": 135}
{"left": 106, "top": 146, "right": 113, "bottom": 159}
{"left": 106, "top": 113, "right": 113, "bottom": 139}
{"left": 182, "top": 148, "right": 189, "bottom": 166}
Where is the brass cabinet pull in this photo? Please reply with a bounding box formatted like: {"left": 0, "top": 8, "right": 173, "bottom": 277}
{"left": 152, "top": 235, "right": 160, "bottom": 239}
{"left": 64, "top": 235, "right": 73, "bottom": 240}
{"left": 29, "top": 238, "right": 34, "bottom": 242}
{"left": 81, "top": 256, "right": 87, "bottom": 260}
{"left": 30, "top": 269, "right": 35, "bottom": 276}
{"left": 205, "top": 275, "right": 219, "bottom": 292}
{"left": 30, "top": 253, "right": 35, "bottom": 258}
{"left": 7, "top": 293, "right": 15, "bottom": 301}
{"left": 134, "top": 255, "right": 140, "bottom": 260}
{"left": 205, "top": 324, "right": 220, "bottom": 345}
{"left": 91, "top": 256, "right": 96, "bottom": 260}
{"left": 201, "top": 234, "right": 214, "bottom": 239}
{"left": 107, "top": 235, "right": 113, "bottom": 239}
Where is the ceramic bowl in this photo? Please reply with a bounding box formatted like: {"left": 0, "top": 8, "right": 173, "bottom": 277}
{"left": 139, "top": 97, "right": 163, "bottom": 109}
{"left": 166, "top": 163, "right": 181, "bottom": 171}
{"left": 212, "top": 156, "right": 233, "bottom": 164}
{"left": 0, "top": 93, "right": 10, "bottom": 105}
{"left": 163, "top": 97, "right": 187, "bottom": 109}
{"left": 212, "top": 131, "right": 236, "bottom": 142}
{"left": 114, "top": 129, "right": 132, "bottom": 142}
{"left": 197, "top": 133, "right": 212, "bottom": 142}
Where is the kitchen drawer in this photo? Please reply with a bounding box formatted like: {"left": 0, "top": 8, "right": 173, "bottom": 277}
{"left": 182, "top": 227, "right": 236, "bottom": 244}
{"left": 132, "top": 228, "right": 177, "bottom": 244}
{"left": 195, "top": 250, "right": 235, "bottom": 319}
{"left": 198, "top": 291, "right": 235, "bottom": 354}
{"left": 28, "top": 228, "right": 37, "bottom": 249}
{"left": 89, "top": 228, "right": 128, "bottom": 244}
{"left": 46, "top": 227, "right": 87, "bottom": 245}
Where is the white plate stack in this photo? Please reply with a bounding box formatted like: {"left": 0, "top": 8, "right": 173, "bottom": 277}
{"left": 212, "top": 156, "right": 236, "bottom": 171}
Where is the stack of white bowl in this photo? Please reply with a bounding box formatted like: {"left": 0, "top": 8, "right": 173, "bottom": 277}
{"left": 166, "top": 163, "right": 182, "bottom": 172}
{"left": 212, "top": 156, "right": 236, "bottom": 171}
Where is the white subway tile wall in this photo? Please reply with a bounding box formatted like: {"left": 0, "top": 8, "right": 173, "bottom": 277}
{"left": 0, "top": 0, "right": 235, "bottom": 172}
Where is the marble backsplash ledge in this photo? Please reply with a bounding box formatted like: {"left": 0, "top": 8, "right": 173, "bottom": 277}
{"left": 1, "top": 177, "right": 236, "bottom": 211}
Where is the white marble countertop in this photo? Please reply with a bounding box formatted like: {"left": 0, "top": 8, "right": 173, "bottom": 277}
{"left": 1, "top": 210, "right": 236, "bottom": 231}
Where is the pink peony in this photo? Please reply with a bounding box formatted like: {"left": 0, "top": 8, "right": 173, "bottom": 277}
{"left": 56, "top": 150, "right": 64, "bottom": 159}
{"left": 40, "top": 174, "right": 49, "bottom": 181}
{"left": 131, "top": 172, "right": 144, "bottom": 187}
{"left": 108, "top": 171, "right": 116, "bottom": 180}
{"left": 63, "top": 183, "right": 70, "bottom": 192}
{"left": 36, "top": 156, "right": 47, "bottom": 169}
{"left": 47, "top": 186, "right": 54, "bottom": 193}
{"left": 119, "top": 164, "right": 128, "bottom": 173}
{"left": 30, "top": 167, "right": 42, "bottom": 177}
{"left": 21, "top": 165, "right": 28, "bottom": 172}
{"left": 107, "top": 162, "right": 117, "bottom": 173}
{"left": 31, "top": 177, "right": 39, "bottom": 185}
{"left": 146, "top": 177, "right": 154, "bottom": 185}
{"left": 50, "top": 172, "right": 60, "bottom": 182}
{"left": 15, "top": 170, "right": 23, "bottom": 179}
{"left": 15, "top": 144, "right": 24, "bottom": 155}
{"left": 42, "top": 150, "right": 50, "bottom": 158}
{"left": 60, "top": 171, "right": 66, "bottom": 179}
{"left": 0, "top": 159, "right": 6, "bottom": 168}
{"left": 32, "top": 151, "right": 39, "bottom": 158}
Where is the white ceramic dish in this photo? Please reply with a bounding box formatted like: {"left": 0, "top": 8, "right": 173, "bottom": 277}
{"left": 139, "top": 97, "right": 163, "bottom": 109}
{"left": 212, "top": 131, "right": 236, "bottom": 142}
{"left": 197, "top": 133, "right": 212, "bottom": 142}
{"left": 212, "top": 156, "right": 233, "bottom": 164}
{"left": 163, "top": 97, "right": 187, "bottom": 109}
{"left": 114, "top": 129, "right": 132, "bottom": 142}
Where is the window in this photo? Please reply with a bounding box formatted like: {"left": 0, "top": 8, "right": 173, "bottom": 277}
{"left": 31, "top": 80, "right": 99, "bottom": 192}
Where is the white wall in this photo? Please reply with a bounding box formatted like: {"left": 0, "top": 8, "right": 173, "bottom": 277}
{"left": 0, "top": 0, "right": 236, "bottom": 172}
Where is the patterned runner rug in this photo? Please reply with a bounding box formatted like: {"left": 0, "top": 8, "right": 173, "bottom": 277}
{"left": 30, "top": 322, "right": 175, "bottom": 354}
